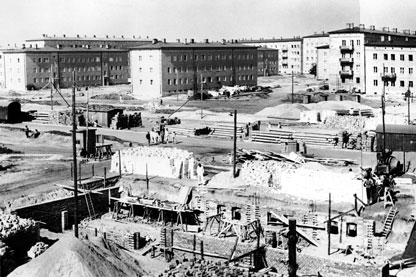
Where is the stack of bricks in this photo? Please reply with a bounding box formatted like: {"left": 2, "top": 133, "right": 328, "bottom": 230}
{"left": 160, "top": 258, "right": 281, "bottom": 277}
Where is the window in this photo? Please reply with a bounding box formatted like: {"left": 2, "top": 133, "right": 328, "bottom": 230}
{"left": 33, "top": 78, "right": 37, "bottom": 83}
{"left": 391, "top": 54, "right": 395, "bottom": 61}
{"left": 356, "top": 52, "right": 360, "bottom": 58}
{"left": 150, "top": 80, "right": 153, "bottom": 85}
{"left": 173, "top": 55, "right": 177, "bottom": 61}
{"left": 374, "top": 80, "right": 378, "bottom": 86}
{"left": 373, "top": 53, "right": 377, "bottom": 60}
{"left": 384, "top": 67, "right": 388, "bottom": 73}
{"left": 400, "top": 80, "right": 405, "bottom": 87}
{"left": 173, "top": 79, "right": 177, "bottom": 85}
{"left": 400, "top": 67, "right": 404, "bottom": 74}
{"left": 391, "top": 81, "right": 395, "bottom": 87}
{"left": 384, "top": 54, "right": 388, "bottom": 60}
{"left": 341, "top": 40, "right": 346, "bottom": 46}
{"left": 391, "top": 67, "right": 395, "bottom": 74}
{"left": 33, "top": 68, "right": 37, "bottom": 73}
{"left": 346, "top": 223, "right": 357, "bottom": 237}
{"left": 138, "top": 56, "right": 142, "bottom": 61}
{"left": 356, "top": 77, "right": 360, "bottom": 84}
{"left": 201, "top": 55, "right": 205, "bottom": 60}
{"left": 139, "top": 79, "right": 142, "bottom": 85}
{"left": 183, "top": 55, "right": 187, "bottom": 61}
{"left": 373, "top": 66, "right": 378, "bottom": 73}
{"left": 109, "top": 57, "right": 114, "bottom": 62}
{"left": 194, "top": 55, "right": 198, "bottom": 60}
{"left": 357, "top": 40, "right": 360, "bottom": 46}
{"left": 96, "top": 57, "right": 100, "bottom": 62}
{"left": 400, "top": 54, "right": 405, "bottom": 61}
{"left": 231, "top": 207, "right": 241, "bottom": 220}
{"left": 409, "top": 55, "right": 413, "bottom": 61}
{"left": 410, "top": 68, "right": 413, "bottom": 74}
{"left": 410, "top": 81, "right": 413, "bottom": 87}
{"left": 149, "top": 67, "right": 153, "bottom": 72}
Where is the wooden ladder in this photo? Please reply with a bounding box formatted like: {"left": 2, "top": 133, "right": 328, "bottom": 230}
{"left": 382, "top": 207, "right": 398, "bottom": 238}
{"left": 84, "top": 190, "right": 96, "bottom": 219}
{"left": 365, "top": 221, "right": 374, "bottom": 254}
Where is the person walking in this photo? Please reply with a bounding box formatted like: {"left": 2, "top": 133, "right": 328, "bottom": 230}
{"left": 25, "top": 125, "right": 32, "bottom": 138}
{"left": 197, "top": 163, "right": 205, "bottom": 186}
{"left": 146, "top": 131, "right": 151, "bottom": 146}
{"left": 172, "top": 131, "right": 177, "bottom": 144}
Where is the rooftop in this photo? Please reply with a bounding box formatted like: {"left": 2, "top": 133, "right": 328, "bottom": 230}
{"left": 238, "top": 37, "right": 303, "bottom": 43}
{"left": 26, "top": 35, "right": 151, "bottom": 42}
{"left": 129, "top": 40, "right": 258, "bottom": 50}
{"left": 329, "top": 24, "right": 416, "bottom": 38}
{"left": 303, "top": 33, "right": 329, "bottom": 38}
{"left": 1, "top": 46, "right": 128, "bottom": 53}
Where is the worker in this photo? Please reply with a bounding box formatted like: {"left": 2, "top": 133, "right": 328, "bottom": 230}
{"left": 342, "top": 131, "right": 350, "bottom": 149}
{"left": 25, "top": 125, "right": 32, "bottom": 138}
{"left": 362, "top": 170, "right": 375, "bottom": 205}
{"left": 33, "top": 129, "right": 40, "bottom": 139}
{"left": 146, "top": 132, "right": 151, "bottom": 146}
{"left": 172, "top": 131, "right": 177, "bottom": 144}
{"left": 197, "top": 163, "right": 205, "bottom": 186}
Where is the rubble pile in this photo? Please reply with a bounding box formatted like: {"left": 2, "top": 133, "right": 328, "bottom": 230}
{"left": 322, "top": 115, "right": 367, "bottom": 131}
{"left": 27, "top": 242, "right": 48, "bottom": 259}
{"left": 0, "top": 214, "right": 37, "bottom": 240}
{"left": 111, "top": 146, "right": 196, "bottom": 179}
{"left": 241, "top": 161, "right": 295, "bottom": 188}
{"left": 162, "top": 258, "right": 278, "bottom": 277}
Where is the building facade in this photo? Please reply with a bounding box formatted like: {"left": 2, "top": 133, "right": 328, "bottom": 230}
{"left": 257, "top": 47, "right": 279, "bottom": 76}
{"left": 2, "top": 46, "right": 129, "bottom": 91}
{"left": 324, "top": 23, "right": 416, "bottom": 93}
{"left": 302, "top": 33, "right": 329, "bottom": 74}
{"left": 239, "top": 38, "right": 302, "bottom": 74}
{"left": 130, "top": 40, "right": 258, "bottom": 99}
{"left": 316, "top": 45, "right": 329, "bottom": 80}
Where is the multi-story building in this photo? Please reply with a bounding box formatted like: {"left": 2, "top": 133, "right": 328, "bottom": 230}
{"left": 25, "top": 34, "right": 150, "bottom": 49}
{"left": 325, "top": 23, "right": 416, "bottom": 93}
{"left": 365, "top": 41, "right": 416, "bottom": 96}
{"left": 257, "top": 47, "right": 279, "bottom": 76}
{"left": 302, "top": 33, "right": 329, "bottom": 74}
{"left": 1, "top": 45, "right": 129, "bottom": 91}
{"left": 130, "top": 39, "right": 258, "bottom": 99}
{"left": 316, "top": 45, "right": 329, "bottom": 80}
{"left": 238, "top": 38, "right": 302, "bottom": 74}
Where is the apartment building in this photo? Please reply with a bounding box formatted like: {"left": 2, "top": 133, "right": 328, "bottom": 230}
{"left": 130, "top": 39, "right": 258, "bottom": 99}
{"left": 257, "top": 47, "right": 279, "bottom": 76}
{"left": 239, "top": 38, "right": 302, "bottom": 74}
{"left": 2, "top": 45, "right": 129, "bottom": 91}
{"left": 325, "top": 23, "right": 416, "bottom": 93}
{"left": 365, "top": 41, "right": 416, "bottom": 96}
{"left": 316, "top": 45, "right": 329, "bottom": 80}
{"left": 302, "top": 33, "right": 329, "bottom": 74}
{"left": 26, "top": 34, "right": 151, "bottom": 49}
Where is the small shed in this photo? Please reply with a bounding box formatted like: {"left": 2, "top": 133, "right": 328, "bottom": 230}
{"left": 376, "top": 124, "right": 416, "bottom": 152}
{"left": 85, "top": 107, "right": 124, "bottom": 128}
{"left": 0, "top": 100, "right": 22, "bottom": 123}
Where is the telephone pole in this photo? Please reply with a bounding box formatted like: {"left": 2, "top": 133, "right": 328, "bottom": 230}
{"left": 72, "top": 70, "right": 79, "bottom": 238}
{"left": 291, "top": 71, "right": 294, "bottom": 104}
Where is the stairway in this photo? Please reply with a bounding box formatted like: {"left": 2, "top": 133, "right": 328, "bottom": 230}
{"left": 382, "top": 207, "right": 398, "bottom": 238}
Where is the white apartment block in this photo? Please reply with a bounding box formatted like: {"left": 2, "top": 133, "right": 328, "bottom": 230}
{"left": 239, "top": 38, "right": 302, "bottom": 74}
{"left": 321, "top": 23, "right": 416, "bottom": 94}
{"left": 316, "top": 45, "right": 329, "bottom": 80}
{"left": 2, "top": 53, "right": 27, "bottom": 91}
{"left": 365, "top": 42, "right": 416, "bottom": 96}
{"left": 302, "top": 33, "right": 329, "bottom": 74}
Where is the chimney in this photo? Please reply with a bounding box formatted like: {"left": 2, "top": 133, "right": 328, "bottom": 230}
{"left": 222, "top": 39, "right": 226, "bottom": 45}
{"left": 382, "top": 27, "right": 389, "bottom": 32}
{"left": 22, "top": 44, "right": 25, "bottom": 49}
{"left": 392, "top": 28, "right": 398, "bottom": 33}
{"left": 121, "top": 35, "right": 124, "bottom": 38}
{"left": 404, "top": 29, "right": 410, "bottom": 34}
{"left": 42, "top": 34, "right": 46, "bottom": 38}
{"left": 29, "top": 44, "right": 32, "bottom": 48}
{"left": 53, "top": 34, "right": 56, "bottom": 37}
{"left": 133, "top": 35, "right": 136, "bottom": 39}
{"left": 152, "top": 38, "right": 158, "bottom": 44}
{"left": 63, "top": 34, "right": 66, "bottom": 38}
{"left": 205, "top": 39, "right": 209, "bottom": 43}
{"left": 93, "top": 35, "right": 96, "bottom": 38}
{"left": 113, "top": 35, "right": 115, "bottom": 38}
{"left": 347, "top": 23, "right": 354, "bottom": 29}
{"left": 370, "top": 25, "right": 375, "bottom": 30}
{"left": 234, "top": 39, "right": 238, "bottom": 44}
{"left": 163, "top": 38, "right": 166, "bottom": 43}
{"left": 77, "top": 34, "right": 80, "bottom": 38}
{"left": 35, "top": 44, "right": 38, "bottom": 49}
{"left": 106, "top": 35, "right": 109, "bottom": 38}
{"left": 359, "top": 24, "right": 365, "bottom": 29}
{"left": 177, "top": 39, "right": 181, "bottom": 43}
{"left": 185, "top": 38, "right": 187, "bottom": 44}
{"left": 191, "top": 38, "right": 195, "bottom": 43}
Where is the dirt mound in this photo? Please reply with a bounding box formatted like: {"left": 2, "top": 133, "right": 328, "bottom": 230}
{"left": 9, "top": 235, "right": 143, "bottom": 277}
{"left": 304, "top": 100, "right": 372, "bottom": 112}
{"left": 256, "top": 103, "right": 309, "bottom": 119}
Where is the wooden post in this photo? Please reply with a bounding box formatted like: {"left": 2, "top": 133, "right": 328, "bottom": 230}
{"left": 354, "top": 193, "right": 357, "bottom": 213}
{"left": 92, "top": 164, "right": 95, "bottom": 177}
{"left": 146, "top": 163, "right": 149, "bottom": 192}
{"left": 256, "top": 219, "right": 261, "bottom": 270}
{"left": 118, "top": 150, "right": 122, "bottom": 177}
{"left": 193, "top": 234, "right": 196, "bottom": 259}
{"left": 328, "top": 193, "right": 331, "bottom": 256}
{"left": 70, "top": 163, "right": 73, "bottom": 179}
{"left": 79, "top": 161, "right": 82, "bottom": 185}
{"left": 200, "top": 241, "right": 204, "bottom": 260}
{"left": 233, "top": 110, "right": 237, "bottom": 178}
{"left": 170, "top": 228, "right": 174, "bottom": 261}
{"left": 103, "top": 167, "right": 107, "bottom": 188}
{"left": 72, "top": 70, "right": 78, "bottom": 238}
{"left": 94, "top": 228, "right": 98, "bottom": 236}
{"left": 108, "top": 188, "right": 111, "bottom": 213}
{"left": 339, "top": 216, "right": 343, "bottom": 244}
{"left": 288, "top": 218, "right": 297, "bottom": 277}
{"left": 61, "top": 211, "right": 68, "bottom": 232}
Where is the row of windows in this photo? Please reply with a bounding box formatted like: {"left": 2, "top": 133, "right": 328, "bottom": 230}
{"left": 59, "top": 57, "right": 101, "bottom": 63}
{"left": 341, "top": 39, "right": 361, "bottom": 46}
{"left": 373, "top": 66, "right": 413, "bottom": 74}
{"left": 137, "top": 53, "right": 255, "bottom": 62}
{"left": 373, "top": 53, "right": 414, "bottom": 61}
{"left": 373, "top": 79, "right": 413, "bottom": 87}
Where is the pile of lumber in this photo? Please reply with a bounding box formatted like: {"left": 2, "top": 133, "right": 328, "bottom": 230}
{"left": 165, "top": 126, "right": 195, "bottom": 136}
{"left": 209, "top": 123, "right": 245, "bottom": 140}
{"left": 32, "top": 111, "right": 50, "bottom": 124}
{"left": 292, "top": 132, "right": 337, "bottom": 147}
{"left": 251, "top": 129, "right": 292, "bottom": 144}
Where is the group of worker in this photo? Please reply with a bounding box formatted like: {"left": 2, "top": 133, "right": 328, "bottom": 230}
{"left": 362, "top": 168, "right": 396, "bottom": 205}
{"left": 145, "top": 128, "right": 176, "bottom": 145}
{"left": 24, "top": 126, "right": 40, "bottom": 139}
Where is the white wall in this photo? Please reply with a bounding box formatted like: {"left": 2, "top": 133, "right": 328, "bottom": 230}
{"left": 130, "top": 49, "right": 162, "bottom": 99}
{"left": 302, "top": 36, "right": 329, "bottom": 74}
{"left": 4, "top": 53, "right": 26, "bottom": 91}
{"left": 316, "top": 47, "right": 329, "bottom": 80}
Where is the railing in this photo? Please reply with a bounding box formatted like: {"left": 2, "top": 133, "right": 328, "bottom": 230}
{"left": 339, "top": 70, "right": 354, "bottom": 76}
{"left": 381, "top": 73, "right": 397, "bottom": 81}
{"left": 340, "top": 45, "right": 354, "bottom": 51}
{"left": 339, "top": 57, "right": 354, "bottom": 63}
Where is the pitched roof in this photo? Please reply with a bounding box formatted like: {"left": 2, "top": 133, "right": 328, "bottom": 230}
{"left": 129, "top": 41, "right": 258, "bottom": 50}
{"left": 26, "top": 36, "right": 150, "bottom": 42}
{"left": 303, "top": 33, "right": 329, "bottom": 38}
{"left": 238, "top": 38, "right": 302, "bottom": 43}
{"left": 1, "top": 46, "right": 128, "bottom": 54}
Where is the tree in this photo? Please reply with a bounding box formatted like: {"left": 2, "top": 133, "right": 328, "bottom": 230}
{"left": 309, "top": 64, "right": 317, "bottom": 76}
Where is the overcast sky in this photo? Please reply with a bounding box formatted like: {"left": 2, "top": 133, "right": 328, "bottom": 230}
{"left": 1, "top": 0, "right": 411, "bottom": 45}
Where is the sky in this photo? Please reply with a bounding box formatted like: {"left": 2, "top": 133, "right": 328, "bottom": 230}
{"left": 0, "top": 0, "right": 412, "bottom": 45}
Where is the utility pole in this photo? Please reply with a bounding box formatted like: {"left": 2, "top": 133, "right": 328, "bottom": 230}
{"left": 327, "top": 193, "right": 331, "bottom": 256}
{"left": 288, "top": 218, "right": 297, "bottom": 277}
{"left": 200, "top": 75, "right": 203, "bottom": 119}
{"left": 72, "top": 70, "right": 79, "bottom": 238}
{"left": 406, "top": 88, "right": 411, "bottom": 125}
{"left": 233, "top": 110, "right": 237, "bottom": 178}
{"left": 50, "top": 64, "right": 54, "bottom": 110}
{"left": 86, "top": 89, "right": 89, "bottom": 159}
{"left": 291, "top": 71, "right": 294, "bottom": 104}
{"left": 381, "top": 65, "right": 386, "bottom": 153}
{"left": 176, "top": 70, "right": 179, "bottom": 102}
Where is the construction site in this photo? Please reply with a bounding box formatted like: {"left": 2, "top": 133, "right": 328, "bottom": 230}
{"left": 1, "top": 74, "right": 416, "bottom": 277}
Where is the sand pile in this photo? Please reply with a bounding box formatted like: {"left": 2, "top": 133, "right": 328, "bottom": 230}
{"left": 256, "top": 103, "right": 309, "bottom": 119}
{"left": 304, "top": 100, "right": 372, "bottom": 112}
{"left": 9, "top": 235, "right": 143, "bottom": 277}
